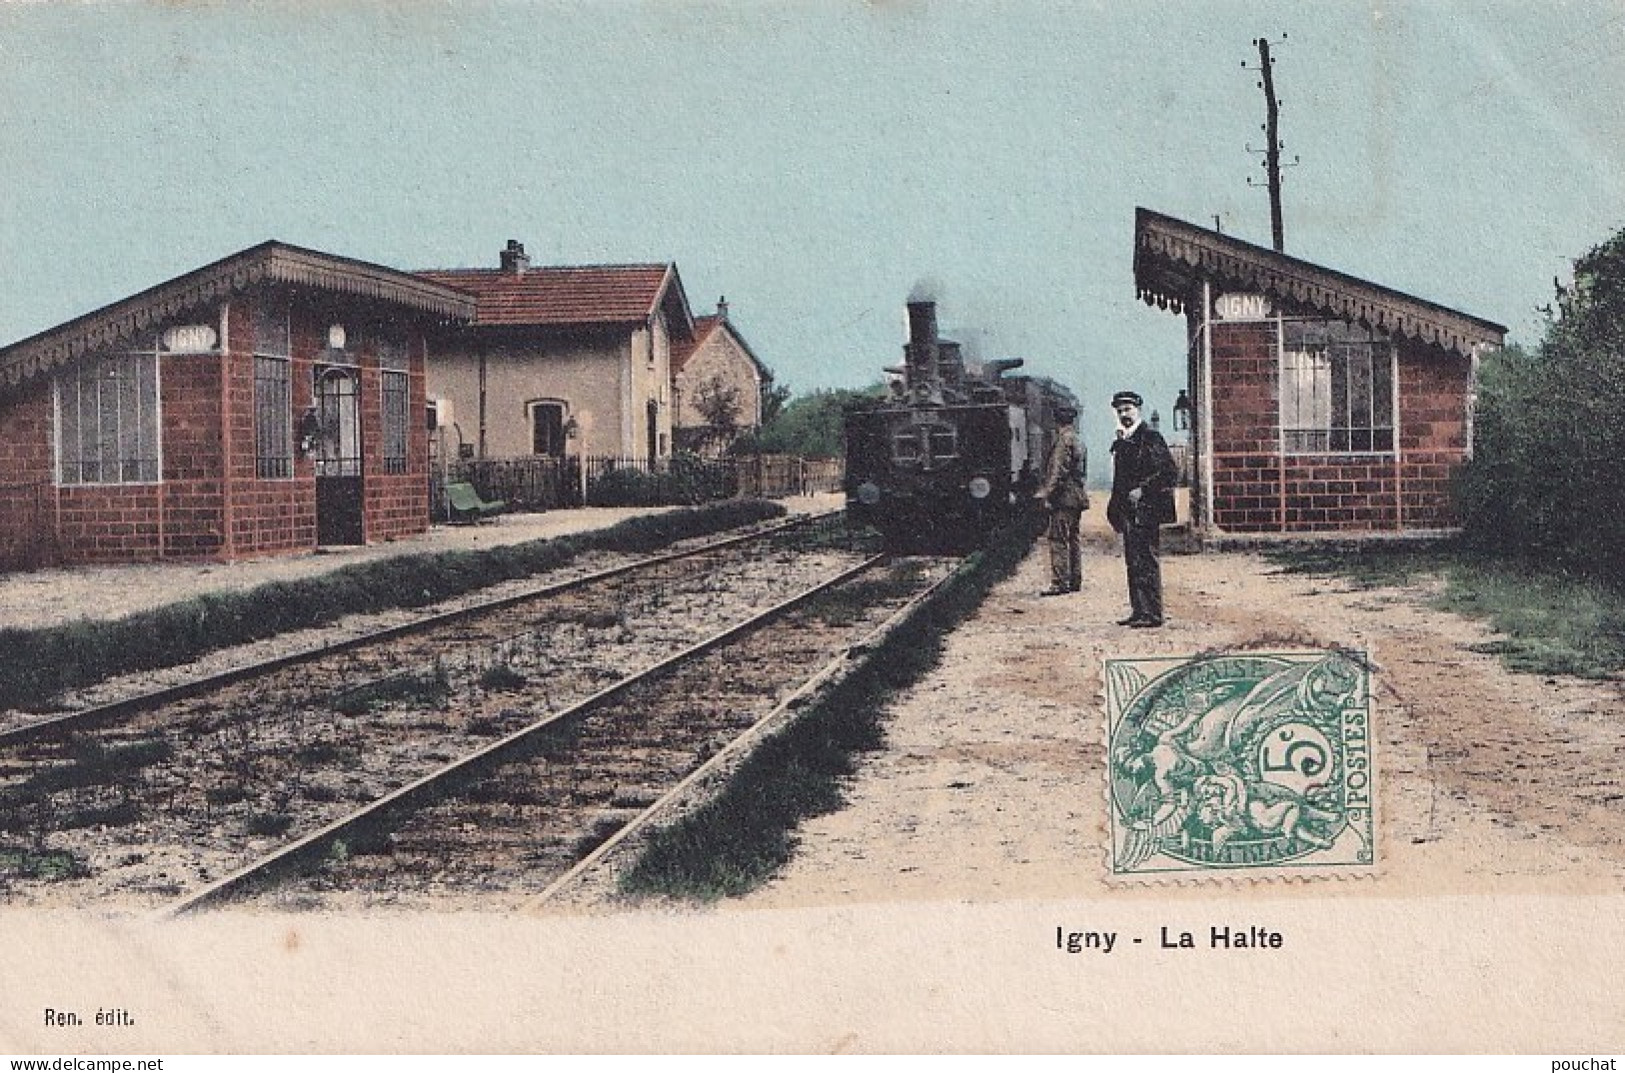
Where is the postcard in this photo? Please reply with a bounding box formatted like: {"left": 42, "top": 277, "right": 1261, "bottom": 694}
{"left": 1, "top": 0, "right": 1622, "bottom": 1055}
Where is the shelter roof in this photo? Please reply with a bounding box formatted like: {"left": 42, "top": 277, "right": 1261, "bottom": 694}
{"left": 1133, "top": 207, "right": 1506, "bottom": 358}
{"left": 0, "top": 241, "right": 475, "bottom": 389}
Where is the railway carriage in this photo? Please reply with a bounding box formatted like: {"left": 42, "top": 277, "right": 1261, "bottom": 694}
{"left": 844, "top": 299, "right": 1074, "bottom": 553}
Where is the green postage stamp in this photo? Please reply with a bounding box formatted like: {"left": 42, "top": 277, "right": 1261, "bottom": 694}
{"left": 1104, "top": 649, "right": 1376, "bottom": 880}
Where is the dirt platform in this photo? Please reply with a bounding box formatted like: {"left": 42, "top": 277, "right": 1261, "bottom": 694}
{"left": 735, "top": 538, "right": 1625, "bottom": 908}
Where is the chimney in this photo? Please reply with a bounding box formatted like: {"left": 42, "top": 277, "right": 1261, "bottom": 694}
{"left": 717, "top": 295, "right": 729, "bottom": 321}
{"left": 499, "top": 239, "right": 529, "bottom": 275}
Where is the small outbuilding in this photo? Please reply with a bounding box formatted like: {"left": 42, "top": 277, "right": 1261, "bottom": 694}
{"left": 0, "top": 242, "right": 474, "bottom": 567}
{"left": 671, "top": 297, "right": 770, "bottom": 456}
{"left": 1132, "top": 208, "right": 1506, "bottom": 538}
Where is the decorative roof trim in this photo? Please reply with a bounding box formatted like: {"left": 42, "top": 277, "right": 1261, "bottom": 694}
{"left": 654, "top": 262, "right": 695, "bottom": 341}
{"left": 0, "top": 241, "right": 475, "bottom": 388}
{"left": 1133, "top": 208, "right": 1506, "bottom": 358}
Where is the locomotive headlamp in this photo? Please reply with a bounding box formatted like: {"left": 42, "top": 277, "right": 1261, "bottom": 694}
{"left": 856, "top": 482, "right": 882, "bottom": 505}
{"left": 967, "top": 476, "right": 992, "bottom": 499}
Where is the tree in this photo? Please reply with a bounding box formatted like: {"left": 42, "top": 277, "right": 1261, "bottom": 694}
{"left": 734, "top": 384, "right": 886, "bottom": 459}
{"left": 693, "top": 375, "right": 742, "bottom": 433}
{"left": 1457, "top": 225, "right": 1625, "bottom": 582}
{"left": 686, "top": 374, "right": 743, "bottom": 455}
{"left": 760, "top": 377, "right": 791, "bottom": 427}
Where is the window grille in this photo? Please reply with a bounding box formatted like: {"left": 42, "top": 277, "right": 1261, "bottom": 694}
{"left": 254, "top": 356, "right": 292, "bottom": 478}
{"left": 1279, "top": 320, "right": 1395, "bottom": 454}
{"left": 377, "top": 333, "right": 410, "bottom": 371}
{"left": 314, "top": 366, "right": 362, "bottom": 478}
{"left": 252, "top": 304, "right": 293, "bottom": 479}
{"left": 56, "top": 346, "right": 160, "bottom": 485}
{"left": 252, "top": 303, "right": 290, "bottom": 357}
{"left": 381, "top": 369, "right": 409, "bottom": 474}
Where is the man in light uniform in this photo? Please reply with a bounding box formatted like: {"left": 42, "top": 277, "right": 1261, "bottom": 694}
{"left": 1035, "top": 403, "right": 1088, "bottom": 596}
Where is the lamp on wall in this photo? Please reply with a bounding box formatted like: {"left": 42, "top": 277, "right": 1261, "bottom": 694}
{"left": 563, "top": 415, "right": 580, "bottom": 441}
{"left": 1173, "top": 389, "right": 1194, "bottom": 432}
{"left": 297, "top": 406, "right": 322, "bottom": 454}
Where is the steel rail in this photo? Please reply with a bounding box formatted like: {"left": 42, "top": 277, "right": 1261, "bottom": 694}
{"left": 526, "top": 551, "right": 972, "bottom": 909}
{"left": 0, "top": 511, "right": 837, "bottom": 748}
{"left": 161, "top": 551, "right": 888, "bottom": 917}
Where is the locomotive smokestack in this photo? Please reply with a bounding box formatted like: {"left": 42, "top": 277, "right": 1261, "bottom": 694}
{"left": 904, "top": 299, "right": 940, "bottom": 396}
{"left": 906, "top": 300, "right": 937, "bottom": 347}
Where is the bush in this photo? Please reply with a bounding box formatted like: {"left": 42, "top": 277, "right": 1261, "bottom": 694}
{"left": 0, "top": 499, "right": 785, "bottom": 712}
{"left": 586, "top": 453, "right": 737, "bottom": 507}
{"left": 1457, "top": 226, "right": 1625, "bottom": 586}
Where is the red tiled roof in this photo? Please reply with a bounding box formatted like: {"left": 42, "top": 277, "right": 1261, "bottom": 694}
{"left": 416, "top": 264, "right": 679, "bottom": 329}
{"left": 672, "top": 314, "right": 723, "bottom": 372}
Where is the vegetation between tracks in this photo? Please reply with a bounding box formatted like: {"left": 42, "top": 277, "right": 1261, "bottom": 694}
{"left": 619, "top": 512, "right": 1043, "bottom": 900}
{"left": 0, "top": 500, "right": 785, "bottom": 713}
{"left": 1264, "top": 543, "right": 1625, "bottom": 680}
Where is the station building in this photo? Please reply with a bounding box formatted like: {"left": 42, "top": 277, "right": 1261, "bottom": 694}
{"left": 1132, "top": 207, "right": 1506, "bottom": 538}
{"left": 0, "top": 242, "right": 474, "bottom": 567}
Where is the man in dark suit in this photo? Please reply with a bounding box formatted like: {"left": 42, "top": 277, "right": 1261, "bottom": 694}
{"left": 1106, "top": 390, "right": 1178, "bottom": 627}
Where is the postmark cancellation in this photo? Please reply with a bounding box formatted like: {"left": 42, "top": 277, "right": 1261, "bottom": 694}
{"left": 1104, "top": 649, "right": 1376, "bottom": 881}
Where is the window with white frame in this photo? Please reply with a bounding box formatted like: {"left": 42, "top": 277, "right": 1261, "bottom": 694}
{"left": 253, "top": 304, "right": 293, "bottom": 479}
{"left": 1279, "top": 319, "right": 1395, "bottom": 454}
{"left": 56, "top": 341, "right": 161, "bottom": 485}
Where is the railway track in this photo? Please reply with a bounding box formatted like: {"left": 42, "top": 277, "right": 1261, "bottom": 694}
{"left": 168, "top": 551, "right": 960, "bottom": 913}
{"left": 0, "top": 511, "right": 840, "bottom": 747}
{"left": 0, "top": 513, "right": 963, "bottom": 911}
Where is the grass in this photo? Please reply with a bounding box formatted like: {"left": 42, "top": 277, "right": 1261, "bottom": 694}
{"left": 330, "top": 666, "right": 451, "bottom": 716}
{"left": 1264, "top": 543, "right": 1625, "bottom": 680}
{"left": 0, "top": 499, "right": 785, "bottom": 712}
{"left": 244, "top": 812, "right": 295, "bottom": 837}
{"left": 7, "top": 737, "right": 172, "bottom": 803}
{"left": 477, "top": 663, "right": 528, "bottom": 692}
{"left": 619, "top": 513, "right": 1043, "bottom": 901}
{"left": 0, "top": 844, "right": 88, "bottom": 881}
{"left": 1438, "top": 560, "right": 1625, "bottom": 678}
{"left": 1263, "top": 544, "right": 1454, "bottom": 591}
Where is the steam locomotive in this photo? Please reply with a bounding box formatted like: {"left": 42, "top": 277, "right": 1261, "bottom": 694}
{"left": 843, "top": 299, "right": 1075, "bottom": 553}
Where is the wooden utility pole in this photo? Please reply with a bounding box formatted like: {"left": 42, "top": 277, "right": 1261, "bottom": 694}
{"left": 1257, "top": 35, "right": 1285, "bottom": 252}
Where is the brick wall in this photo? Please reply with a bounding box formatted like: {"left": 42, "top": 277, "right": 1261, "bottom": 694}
{"left": 161, "top": 351, "right": 227, "bottom": 558}
{"left": 1209, "top": 322, "right": 1285, "bottom": 531}
{"left": 0, "top": 381, "right": 57, "bottom": 568}
{"left": 0, "top": 291, "right": 434, "bottom": 569}
{"left": 1208, "top": 320, "right": 1470, "bottom": 534}
{"left": 356, "top": 334, "right": 430, "bottom": 543}
{"left": 1397, "top": 353, "right": 1471, "bottom": 529}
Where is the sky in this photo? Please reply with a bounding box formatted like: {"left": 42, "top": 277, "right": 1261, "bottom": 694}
{"left": 1, "top": 0, "right": 1622, "bottom": 455}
